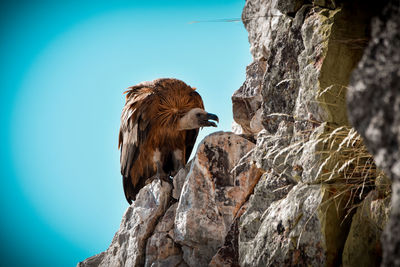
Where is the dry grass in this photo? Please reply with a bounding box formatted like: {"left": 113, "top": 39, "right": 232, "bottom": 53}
{"left": 260, "top": 120, "right": 390, "bottom": 214}
{"left": 260, "top": 121, "right": 391, "bottom": 249}
{"left": 313, "top": 126, "right": 390, "bottom": 218}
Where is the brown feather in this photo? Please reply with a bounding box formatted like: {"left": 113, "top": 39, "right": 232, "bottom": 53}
{"left": 119, "top": 78, "right": 204, "bottom": 204}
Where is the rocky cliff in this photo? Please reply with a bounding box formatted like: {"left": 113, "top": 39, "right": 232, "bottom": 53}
{"left": 79, "top": 0, "right": 399, "bottom": 266}
{"left": 347, "top": 1, "right": 400, "bottom": 265}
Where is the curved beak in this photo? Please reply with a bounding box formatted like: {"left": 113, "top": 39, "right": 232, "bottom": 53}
{"left": 207, "top": 113, "right": 219, "bottom": 123}
{"left": 205, "top": 113, "right": 219, "bottom": 127}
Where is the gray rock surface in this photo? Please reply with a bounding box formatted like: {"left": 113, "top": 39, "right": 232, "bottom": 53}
{"left": 237, "top": 0, "right": 390, "bottom": 266}
{"left": 242, "top": 0, "right": 308, "bottom": 133}
{"left": 342, "top": 191, "right": 391, "bottom": 267}
{"left": 172, "top": 161, "right": 191, "bottom": 200}
{"left": 145, "top": 203, "right": 186, "bottom": 267}
{"left": 275, "top": 0, "right": 306, "bottom": 15}
{"left": 347, "top": 0, "right": 400, "bottom": 265}
{"left": 240, "top": 184, "right": 326, "bottom": 266}
{"left": 232, "top": 61, "right": 264, "bottom": 134}
{"left": 78, "top": 179, "right": 172, "bottom": 267}
{"left": 174, "top": 132, "right": 262, "bottom": 266}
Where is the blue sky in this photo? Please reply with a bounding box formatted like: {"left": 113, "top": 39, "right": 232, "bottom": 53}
{"left": 0, "top": 1, "right": 251, "bottom": 266}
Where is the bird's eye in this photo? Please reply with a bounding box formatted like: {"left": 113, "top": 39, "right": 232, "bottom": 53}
{"left": 196, "top": 113, "right": 201, "bottom": 117}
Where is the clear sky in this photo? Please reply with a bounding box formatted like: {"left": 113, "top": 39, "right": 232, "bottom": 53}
{"left": 0, "top": 0, "right": 251, "bottom": 266}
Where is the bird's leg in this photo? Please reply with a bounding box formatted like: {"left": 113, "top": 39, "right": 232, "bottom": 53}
{"left": 172, "top": 149, "right": 185, "bottom": 176}
{"left": 151, "top": 149, "right": 170, "bottom": 182}
{"left": 146, "top": 159, "right": 169, "bottom": 185}
{"left": 156, "top": 161, "right": 168, "bottom": 180}
{"left": 146, "top": 149, "right": 164, "bottom": 185}
{"left": 155, "top": 160, "right": 174, "bottom": 186}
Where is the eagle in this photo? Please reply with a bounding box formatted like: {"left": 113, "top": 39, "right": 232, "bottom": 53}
{"left": 118, "top": 78, "right": 219, "bottom": 204}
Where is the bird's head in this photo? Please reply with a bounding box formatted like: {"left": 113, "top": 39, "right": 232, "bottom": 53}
{"left": 178, "top": 108, "right": 219, "bottom": 130}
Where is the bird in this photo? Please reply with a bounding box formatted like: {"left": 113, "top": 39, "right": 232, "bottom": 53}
{"left": 118, "top": 78, "right": 219, "bottom": 204}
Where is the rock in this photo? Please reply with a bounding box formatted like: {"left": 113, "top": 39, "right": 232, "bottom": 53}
{"left": 313, "top": 0, "right": 337, "bottom": 9}
{"left": 145, "top": 203, "right": 187, "bottom": 267}
{"left": 295, "top": 6, "right": 343, "bottom": 126}
{"left": 239, "top": 2, "right": 394, "bottom": 262}
{"left": 240, "top": 123, "right": 373, "bottom": 267}
{"left": 296, "top": 124, "right": 327, "bottom": 183}
{"left": 209, "top": 206, "right": 247, "bottom": 267}
{"left": 172, "top": 161, "right": 191, "bottom": 200}
{"left": 375, "top": 172, "right": 392, "bottom": 199}
{"left": 174, "top": 132, "right": 263, "bottom": 266}
{"left": 78, "top": 179, "right": 172, "bottom": 267}
{"left": 77, "top": 253, "right": 105, "bottom": 267}
{"left": 231, "top": 121, "right": 244, "bottom": 135}
{"left": 342, "top": 191, "right": 391, "bottom": 267}
{"left": 232, "top": 61, "right": 265, "bottom": 134}
{"left": 347, "top": 0, "right": 400, "bottom": 265}
{"left": 239, "top": 184, "right": 326, "bottom": 266}
{"left": 249, "top": 108, "right": 263, "bottom": 133}
{"left": 275, "top": 0, "right": 306, "bottom": 15}
{"left": 259, "top": 3, "right": 308, "bottom": 133}
{"left": 253, "top": 121, "right": 295, "bottom": 175}
{"left": 239, "top": 171, "right": 295, "bottom": 248}
{"left": 242, "top": 0, "right": 278, "bottom": 61}
{"left": 295, "top": 3, "right": 374, "bottom": 128}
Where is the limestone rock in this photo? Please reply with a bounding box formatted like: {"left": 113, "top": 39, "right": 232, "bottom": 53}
{"left": 295, "top": 3, "right": 376, "bottom": 129}
{"left": 77, "top": 179, "right": 172, "bottom": 267}
{"left": 249, "top": 108, "right": 263, "bottom": 133}
{"left": 78, "top": 253, "right": 105, "bottom": 267}
{"left": 239, "top": 109, "right": 371, "bottom": 267}
{"left": 145, "top": 203, "right": 187, "bottom": 267}
{"left": 275, "top": 0, "right": 306, "bottom": 15}
{"left": 232, "top": 61, "right": 265, "bottom": 134}
{"left": 253, "top": 121, "right": 295, "bottom": 176}
{"left": 295, "top": 6, "right": 342, "bottom": 126}
{"left": 297, "top": 123, "right": 330, "bottom": 184}
{"left": 239, "top": 184, "right": 326, "bottom": 266}
{"left": 342, "top": 191, "right": 391, "bottom": 267}
{"left": 231, "top": 121, "right": 244, "bottom": 135}
{"left": 242, "top": 0, "right": 278, "bottom": 61}
{"left": 257, "top": 3, "right": 308, "bottom": 133}
{"left": 174, "top": 132, "right": 263, "bottom": 266}
{"left": 209, "top": 206, "right": 247, "bottom": 267}
{"left": 238, "top": 1, "right": 393, "bottom": 263}
{"left": 347, "top": 0, "right": 400, "bottom": 265}
{"left": 239, "top": 171, "right": 295, "bottom": 248}
{"left": 172, "top": 161, "right": 191, "bottom": 200}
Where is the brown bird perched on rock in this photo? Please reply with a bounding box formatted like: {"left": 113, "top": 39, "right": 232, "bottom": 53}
{"left": 118, "top": 78, "right": 219, "bottom": 204}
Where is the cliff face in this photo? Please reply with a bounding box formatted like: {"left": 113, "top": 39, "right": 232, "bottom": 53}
{"left": 347, "top": 1, "right": 400, "bottom": 265}
{"left": 79, "top": 0, "right": 399, "bottom": 266}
